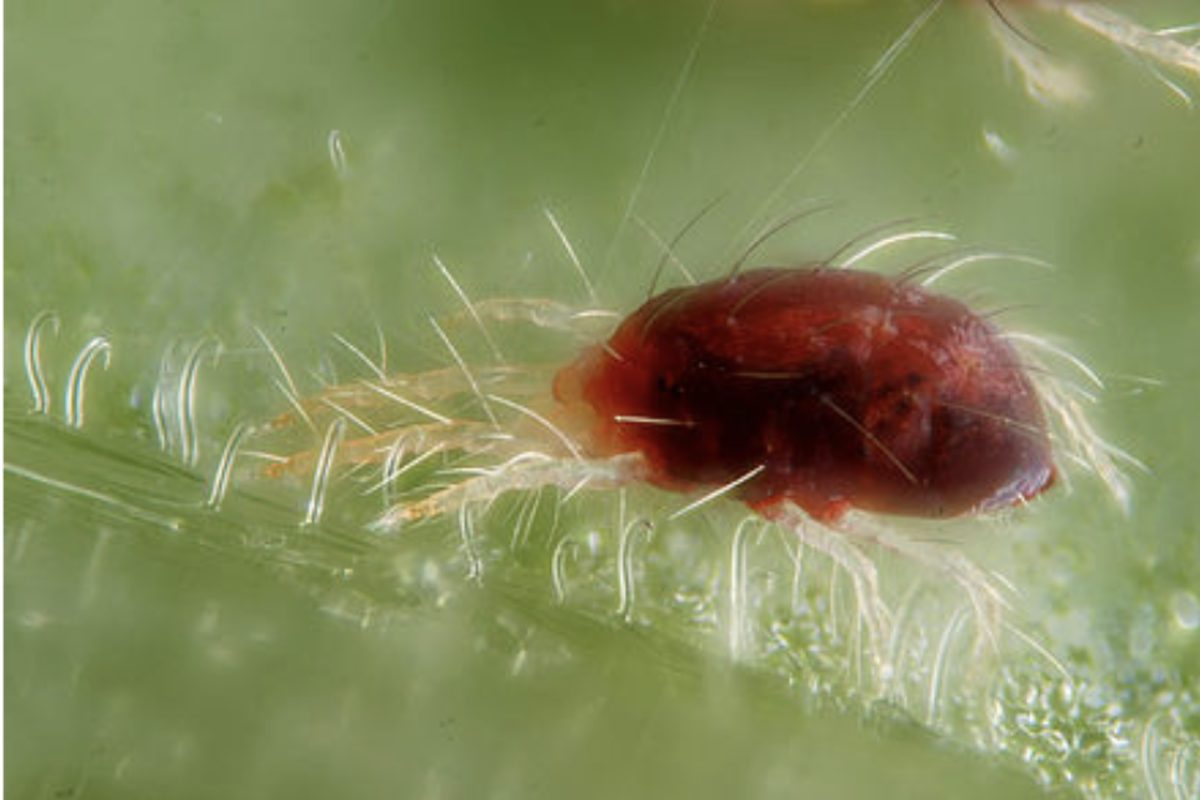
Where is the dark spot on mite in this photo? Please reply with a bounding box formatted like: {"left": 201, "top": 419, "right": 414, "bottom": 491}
{"left": 656, "top": 375, "right": 684, "bottom": 397}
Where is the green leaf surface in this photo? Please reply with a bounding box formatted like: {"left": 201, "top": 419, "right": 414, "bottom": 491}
{"left": 7, "top": 1, "right": 1200, "bottom": 797}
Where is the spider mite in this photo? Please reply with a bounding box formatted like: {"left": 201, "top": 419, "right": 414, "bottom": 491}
{"left": 548, "top": 261, "right": 1069, "bottom": 651}
{"left": 255, "top": 229, "right": 1131, "bottom": 656}
{"left": 552, "top": 266, "right": 1056, "bottom": 525}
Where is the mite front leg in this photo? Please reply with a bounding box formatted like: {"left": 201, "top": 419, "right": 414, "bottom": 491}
{"left": 262, "top": 420, "right": 498, "bottom": 479}
{"left": 371, "top": 453, "right": 646, "bottom": 531}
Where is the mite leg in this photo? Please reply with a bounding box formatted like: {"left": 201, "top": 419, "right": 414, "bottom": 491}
{"left": 981, "top": 3, "right": 1088, "bottom": 106}
{"left": 835, "top": 513, "right": 1009, "bottom": 658}
{"left": 265, "top": 365, "right": 541, "bottom": 431}
{"left": 1057, "top": 2, "right": 1200, "bottom": 81}
{"left": 371, "top": 453, "right": 646, "bottom": 532}
{"left": 264, "top": 288, "right": 612, "bottom": 433}
{"left": 260, "top": 420, "right": 499, "bottom": 479}
{"left": 312, "top": 296, "right": 614, "bottom": 423}
{"left": 769, "top": 503, "right": 894, "bottom": 672}
{"left": 453, "top": 298, "right": 619, "bottom": 338}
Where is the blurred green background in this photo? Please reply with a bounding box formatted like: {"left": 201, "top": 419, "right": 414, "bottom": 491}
{"left": 6, "top": 0, "right": 1200, "bottom": 797}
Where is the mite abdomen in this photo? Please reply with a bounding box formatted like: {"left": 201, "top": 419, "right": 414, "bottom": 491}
{"left": 555, "top": 267, "right": 1056, "bottom": 522}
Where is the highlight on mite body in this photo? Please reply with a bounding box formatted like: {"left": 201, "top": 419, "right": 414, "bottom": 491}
{"left": 249, "top": 226, "right": 1135, "bottom": 660}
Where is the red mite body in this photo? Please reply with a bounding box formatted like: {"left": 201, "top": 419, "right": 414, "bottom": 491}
{"left": 555, "top": 267, "right": 1056, "bottom": 523}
